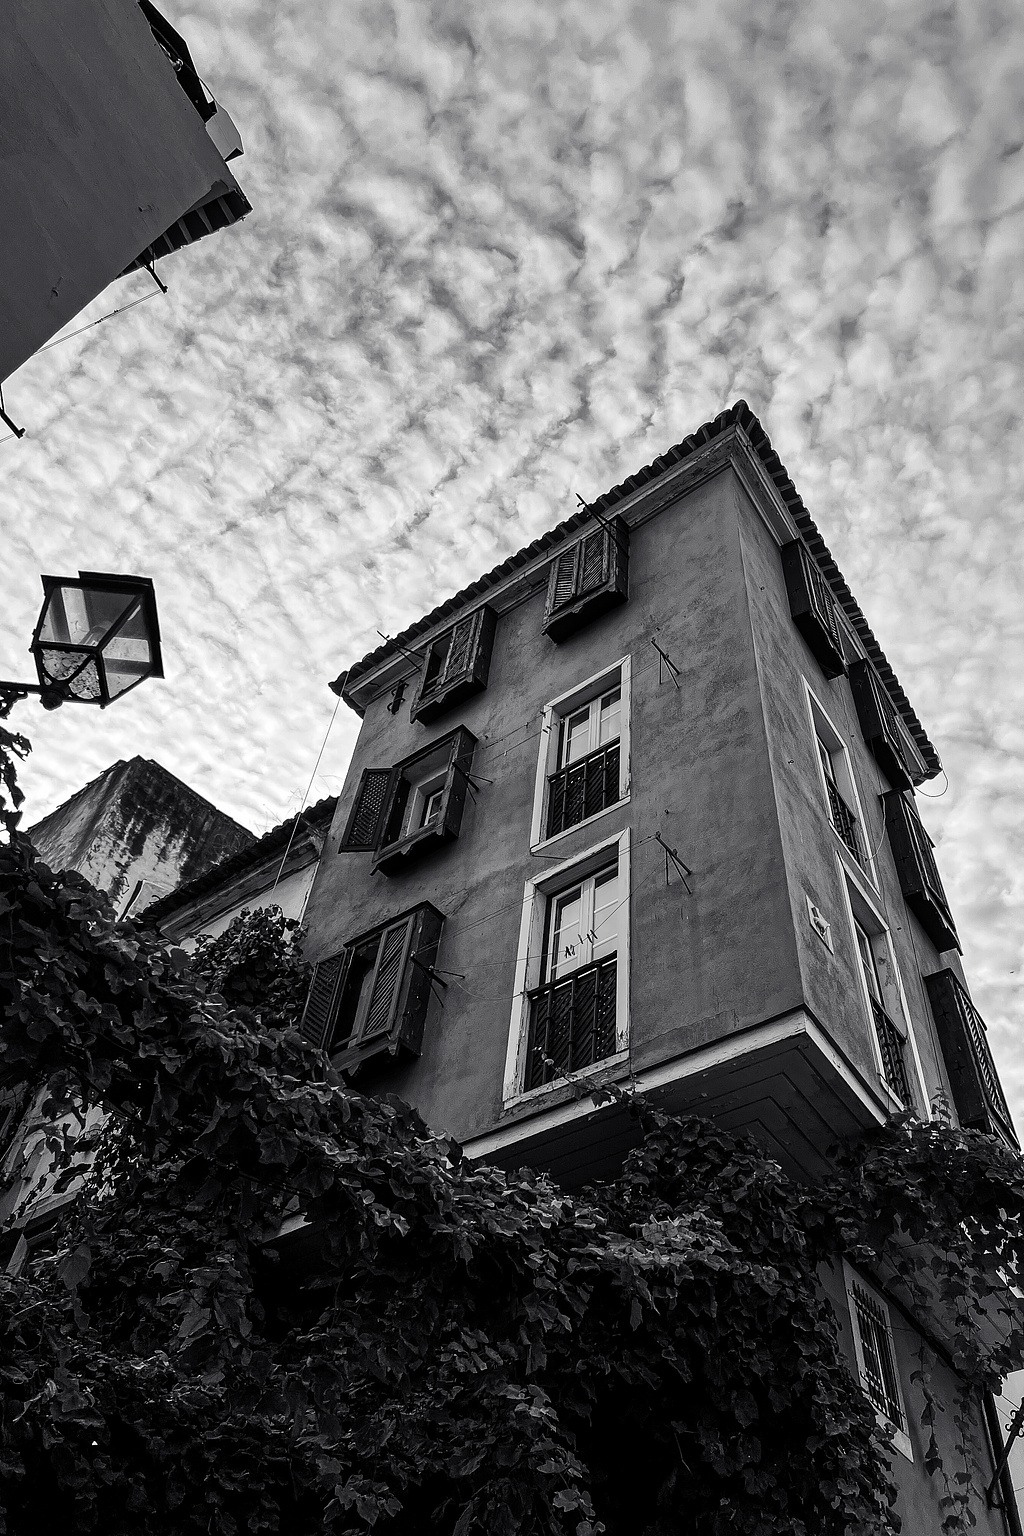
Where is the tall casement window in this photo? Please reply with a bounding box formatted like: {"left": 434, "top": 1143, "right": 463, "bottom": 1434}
{"left": 807, "top": 692, "right": 870, "bottom": 874}
{"left": 340, "top": 727, "right": 476, "bottom": 875}
{"left": 542, "top": 519, "right": 628, "bottom": 642}
{"left": 854, "top": 917, "right": 912, "bottom": 1107}
{"left": 504, "top": 832, "right": 630, "bottom": 1100}
{"left": 410, "top": 606, "right": 496, "bottom": 724}
{"left": 532, "top": 660, "right": 630, "bottom": 847}
{"left": 843, "top": 1263, "right": 912, "bottom": 1460}
{"left": 300, "top": 904, "right": 443, "bottom": 1072}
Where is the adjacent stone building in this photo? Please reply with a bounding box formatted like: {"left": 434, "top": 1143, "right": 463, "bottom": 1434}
{"left": 1, "top": 0, "right": 250, "bottom": 390}
{"left": 26, "top": 755, "right": 254, "bottom": 918}
{"left": 300, "top": 400, "right": 1022, "bottom": 1534}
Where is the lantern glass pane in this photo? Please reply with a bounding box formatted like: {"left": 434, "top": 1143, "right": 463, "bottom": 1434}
{"left": 36, "top": 645, "right": 92, "bottom": 685}
{"left": 39, "top": 584, "right": 135, "bottom": 648}
{"left": 66, "top": 660, "right": 103, "bottom": 701}
{"left": 101, "top": 599, "right": 154, "bottom": 698}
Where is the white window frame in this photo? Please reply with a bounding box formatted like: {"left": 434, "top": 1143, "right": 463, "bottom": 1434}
{"left": 530, "top": 656, "right": 631, "bottom": 851}
{"left": 503, "top": 829, "right": 630, "bottom": 1104}
{"left": 842, "top": 1261, "right": 913, "bottom": 1461}
{"left": 838, "top": 858, "right": 929, "bottom": 1114}
{"left": 805, "top": 685, "right": 876, "bottom": 885}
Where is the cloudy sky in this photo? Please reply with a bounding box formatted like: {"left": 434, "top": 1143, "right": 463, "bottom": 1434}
{"left": 3, "top": 0, "right": 1024, "bottom": 1126}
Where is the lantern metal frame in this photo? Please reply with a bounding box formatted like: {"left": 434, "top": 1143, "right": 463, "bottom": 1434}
{"left": 0, "top": 571, "right": 163, "bottom": 717}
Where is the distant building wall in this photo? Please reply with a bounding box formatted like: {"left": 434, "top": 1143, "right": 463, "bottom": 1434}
{"left": 0, "top": 0, "right": 250, "bottom": 383}
{"left": 27, "top": 756, "right": 254, "bottom": 916}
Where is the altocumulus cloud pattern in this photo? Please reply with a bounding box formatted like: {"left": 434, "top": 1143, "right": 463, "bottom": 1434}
{"left": 2, "top": 0, "right": 1024, "bottom": 1114}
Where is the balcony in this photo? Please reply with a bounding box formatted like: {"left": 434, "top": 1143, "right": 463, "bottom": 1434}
{"left": 870, "top": 998, "right": 911, "bottom": 1106}
{"left": 525, "top": 956, "right": 617, "bottom": 1090}
{"left": 825, "top": 781, "right": 863, "bottom": 864}
{"left": 546, "top": 741, "right": 620, "bottom": 838}
{"left": 924, "top": 970, "right": 1018, "bottom": 1149}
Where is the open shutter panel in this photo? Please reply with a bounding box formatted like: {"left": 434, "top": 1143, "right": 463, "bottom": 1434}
{"left": 442, "top": 615, "right": 477, "bottom": 682}
{"left": 551, "top": 549, "right": 578, "bottom": 609}
{"left": 780, "top": 541, "right": 846, "bottom": 679}
{"left": 359, "top": 918, "right": 413, "bottom": 1041}
{"left": 882, "top": 790, "right": 959, "bottom": 952}
{"left": 300, "top": 954, "right": 345, "bottom": 1049}
{"left": 411, "top": 607, "right": 497, "bottom": 724}
{"left": 578, "top": 530, "right": 608, "bottom": 594}
{"left": 440, "top": 728, "right": 475, "bottom": 840}
{"left": 544, "top": 518, "right": 628, "bottom": 642}
{"left": 849, "top": 661, "right": 913, "bottom": 789}
{"left": 340, "top": 768, "right": 395, "bottom": 850}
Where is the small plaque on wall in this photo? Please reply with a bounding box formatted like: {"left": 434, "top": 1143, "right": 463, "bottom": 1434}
{"left": 806, "top": 896, "right": 834, "bottom": 953}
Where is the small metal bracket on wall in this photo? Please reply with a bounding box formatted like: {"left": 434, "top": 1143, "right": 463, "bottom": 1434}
{"left": 0, "top": 385, "right": 24, "bottom": 440}
{"left": 655, "top": 831, "right": 692, "bottom": 893}
{"left": 650, "top": 637, "right": 681, "bottom": 689}
{"left": 387, "top": 680, "right": 406, "bottom": 715}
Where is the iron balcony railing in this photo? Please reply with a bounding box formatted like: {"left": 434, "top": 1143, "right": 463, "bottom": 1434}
{"left": 932, "top": 975, "right": 1017, "bottom": 1146}
{"left": 547, "top": 740, "right": 620, "bottom": 838}
{"left": 525, "top": 955, "right": 617, "bottom": 1090}
{"left": 871, "top": 997, "right": 911, "bottom": 1106}
{"left": 826, "top": 780, "right": 863, "bottom": 864}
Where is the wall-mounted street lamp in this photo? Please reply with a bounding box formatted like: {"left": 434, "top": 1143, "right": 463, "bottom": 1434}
{"left": 0, "top": 572, "right": 162, "bottom": 718}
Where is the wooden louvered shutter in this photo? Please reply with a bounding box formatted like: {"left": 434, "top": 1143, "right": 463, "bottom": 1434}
{"left": 551, "top": 549, "right": 578, "bottom": 609}
{"left": 300, "top": 954, "right": 345, "bottom": 1048}
{"left": 544, "top": 518, "right": 628, "bottom": 642}
{"left": 358, "top": 918, "right": 413, "bottom": 1042}
{"left": 340, "top": 768, "right": 395, "bottom": 850}
{"left": 411, "top": 607, "right": 496, "bottom": 724}
{"left": 849, "top": 662, "right": 913, "bottom": 790}
{"left": 442, "top": 616, "right": 476, "bottom": 682}
{"left": 780, "top": 541, "right": 846, "bottom": 679}
{"left": 578, "top": 530, "right": 608, "bottom": 594}
{"left": 882, "top": 790, "right": 959, "bottom": 953}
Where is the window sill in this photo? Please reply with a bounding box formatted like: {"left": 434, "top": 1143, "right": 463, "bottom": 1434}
{"left": 503, "top": 1048, "right": 629, "bottom": 1110}
{"left": 372, "top": 823, "right": 452, "bottom": 875}
{"left": 878, "top": 1412, "right": 913, "bottom": 1463}
{"left": 532, "top": 793, "right": 629, "bottom": 854}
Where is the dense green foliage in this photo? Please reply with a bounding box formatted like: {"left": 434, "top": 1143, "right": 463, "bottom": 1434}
{"left": 1, "top": 738, "right": 1023, "bottom": 1535}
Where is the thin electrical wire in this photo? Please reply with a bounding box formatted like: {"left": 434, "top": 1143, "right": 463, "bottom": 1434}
{"left": 36, "top": 289, "right": 162, "bottom": 353}
{"left": 270, "top": 693, "right": 342, "bottom": 894}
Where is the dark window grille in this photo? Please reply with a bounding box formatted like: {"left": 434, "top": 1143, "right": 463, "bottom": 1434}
{"left": 871, "top": 997, "right": 911, "bottom": 1105}
{"left": 850, "top": 1280, "right": 905, "bottom": 1430}
{"left": 825, "top": 780, "right": 863, "bottom": 863}
{"left": 525, "top": 956, "right": 618, "bottom": 1089}
{"left": 546, "top": 741, "right": 620, "bottom": 837}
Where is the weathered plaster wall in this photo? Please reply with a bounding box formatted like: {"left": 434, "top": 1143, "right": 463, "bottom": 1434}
{"left": 303, "top": 467, "right": 803, "bottom": 1143}
{"left": 0, "top": 0, "right": 244, "bottom": 381}
{"left": 737, "top": 489, "right": 955, "bottom": 1112}
{"left": 28, "top": 757, "right": 253, "bottom": 915}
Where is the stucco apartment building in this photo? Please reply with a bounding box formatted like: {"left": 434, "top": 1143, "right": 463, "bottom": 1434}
{"left": 299, "top": 400, "right": 1021, "bottom": 1533}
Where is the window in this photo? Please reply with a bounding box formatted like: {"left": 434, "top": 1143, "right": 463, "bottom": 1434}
{"left": 410, "top": 606, "right": 496, "bottom": 724}
{"left": 843, "top": 1263, "right": 912, "bottom": 1460}
{"left": 532, "top": 660, "right": 630, "bottom": 847}
{"left": 339, "top": 727, "right": 476, "bottom": 875}
{"left": 780, "top": 539, "right": 846, "bottom": 679}
{"left": 807, "top": 691, "right": 871, "bottom": 874}
{"left": 300, "top": 904, "right": 443, "bottom": 1071}
{"left": 853, "top": 916, "right": 912, "bottom": 1106}
{"left": 542, "top": 519, "right": 629, "bottom": 642}
{"left": 882, "top": 790, "right": 959, "bottom": 953}
{"left": 504, "top": 831, "right": 630, "bottom": 1100}
{"left": 848, "top": 660, "right": 916, "bottom": 790}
